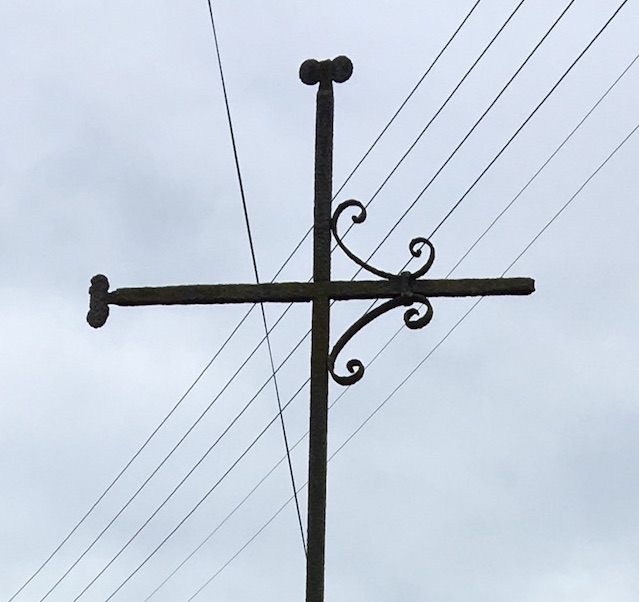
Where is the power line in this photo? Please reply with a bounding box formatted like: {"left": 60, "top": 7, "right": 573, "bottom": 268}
{"left": 142, "top": 377, "right": 311, "bottom": 602}
{"left": 337, "top": 0, "right": 626, "bottom": 305}
{"left": 325, "top": 0, "right": 581, "bottom": 349}
{"left": 273, "top": 0, "right": 486, "bottom": 279}
{"left": 338, "top": 134, "right": 639, "bottom": 466}
{"left": 145, "top": 330, "right": 404, "bottom": 600}
{"left": 502, "top": 121, "right": 639, "bottom": 276}
{"left": 50, "top": 322, "right": 312, "bottom": 602}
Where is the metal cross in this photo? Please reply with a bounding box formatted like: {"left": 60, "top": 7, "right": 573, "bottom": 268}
{"left": 87, "top": 55, "right": 534, "bottom": 602}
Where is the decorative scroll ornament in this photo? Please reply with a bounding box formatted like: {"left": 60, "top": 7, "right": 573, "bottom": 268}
{"left": 328, "top": 199, "right": 436, "bottom": 385}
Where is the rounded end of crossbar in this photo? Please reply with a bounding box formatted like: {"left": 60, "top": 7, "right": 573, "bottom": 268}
{"left": 87, "top": 274, "right": 110, "bottom": 328}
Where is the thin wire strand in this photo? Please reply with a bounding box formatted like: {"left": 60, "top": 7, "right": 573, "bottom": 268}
{"left": 502, "top": 121, "right": 639, "bottom": 276}
{"left": 97, "top": 372, "right": 308, "bottom": 602}
{"left": 332, "top": 0, "right": 484, "bottom": 202}
{"left": 142, "top": 378, "right": 311, "bottom": 601}
{"left": 187, "top": 115, "right": 639, "bottom": 599}
{"left": 336, "top": 129, "right": 639, "bottom": 458}
{"left": 205, "top": 0, "right": 306, "bottom": 555}
{"left": 147, "top": 323, "right": 405, "bottom": 600}
{"left": 339, "top": 20, "right": 636, "bottom": 382}
{"left": 332, "top": 0, "right": 579, "bottom": 325}
{"left": 181, "top": 329, "right": 402, "bottom": 602}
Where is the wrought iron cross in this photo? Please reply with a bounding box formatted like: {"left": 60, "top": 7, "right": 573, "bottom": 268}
{"left": 87, "top": 56, "right": 534, "bottom": 602}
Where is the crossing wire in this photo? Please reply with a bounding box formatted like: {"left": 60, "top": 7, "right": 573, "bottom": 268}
{"left": 318, "top": 0, "right": 629, "bottom": 426}
{"left": 4, "top": 297, "right": 257, "bottom": 602}
{"left": 144, "top": 322, "right": 401, "bottom": 601}
{"left": 95, "top": 7, "right": 634, "bottom": 597}
{"left": 428, "top": 0, "right": 629, "bottom": 238}
{"left": 6, "top": 4, "right": 483, "bottom": 600}
{"left": 205, "top": 0, "right": 307, "bottom": 557}
{"left": 142, "top": 379, "right": 312, "bottom": 601}
{"left": 184, "top": 112, "right": 639, "bottom": 602}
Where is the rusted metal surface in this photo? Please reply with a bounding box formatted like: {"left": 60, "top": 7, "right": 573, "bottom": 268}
{"left": 87, "top": 55, "right": 534, "bottom": 602}
{"left": 92, "top": 277, "right": 534, "bottom": 308}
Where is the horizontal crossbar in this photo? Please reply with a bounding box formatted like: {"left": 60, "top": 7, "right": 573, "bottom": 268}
{"left": 106, "top": 277, "right": 534, "bottom": 306}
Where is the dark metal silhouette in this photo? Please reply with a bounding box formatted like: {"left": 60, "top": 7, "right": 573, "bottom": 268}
{"left": 87, "top": 55, "right": 534, "bottom": 602}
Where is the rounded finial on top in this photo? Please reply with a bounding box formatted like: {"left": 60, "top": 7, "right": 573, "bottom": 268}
{"left": 299, "top": 59, "right": 321, "bottom": 85}
{"left": 331, "top": 55, "right": 353, "bottom": 83}
{"left": 299, "top": 56, "right": 353, "bottom": 86}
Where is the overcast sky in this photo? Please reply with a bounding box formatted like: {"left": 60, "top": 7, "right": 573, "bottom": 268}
{"left": 2, "top": 1, "right": 639, "bottom": 601}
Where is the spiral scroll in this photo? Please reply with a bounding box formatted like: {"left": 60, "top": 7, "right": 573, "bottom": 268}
{"left": 328, "top": 198, "right": 437, "bottom": 385}
{"left": 328, "top": 295, "right": 433, "bottom": 385}
{"left": 331, "top": 199, "right": 435, "bottom": 280}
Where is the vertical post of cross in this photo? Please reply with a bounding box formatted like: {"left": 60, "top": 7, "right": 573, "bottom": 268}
{"left": 300, "top": 56, "right": 353, "bottom": 602}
